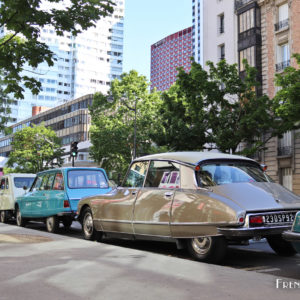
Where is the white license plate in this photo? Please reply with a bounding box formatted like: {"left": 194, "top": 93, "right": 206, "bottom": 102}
{"left": 264, "top": 213, "right": 295, "bottom": 224}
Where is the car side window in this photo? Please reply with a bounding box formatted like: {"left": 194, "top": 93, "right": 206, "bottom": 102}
{"left": 39, "top": 174, "right": 50, "bottom": 191}
{"left": 53, "top": 173, "right": 64, "bottom": 190}
{"left": 30, "top": 175, "right": 43, "bottom": 192}
{"left": 46, "top": 173, "right": 56, "bottom": 190}
{"left": 145, "top": 160, "right": 180, "bottom": 188}
{"left": 5, "top": 178, "right": 9, "bottom": 189}
{"left": 123, "top": 161, "right": 148, "bottom": 188}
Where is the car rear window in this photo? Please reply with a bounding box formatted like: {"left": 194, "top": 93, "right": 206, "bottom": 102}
{"left": 14, "top": 177, "right": 35, "bottom": 189}
{"left": 196, "top": 160, "right": 273, "bottom": 187}
{"left": 67, "top": 170, "right": 108, "bottom": 189}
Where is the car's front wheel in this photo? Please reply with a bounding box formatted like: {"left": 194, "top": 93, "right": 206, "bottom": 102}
{"left": 46, "top": 216, "right": 59, "bottom": 233}
{"left": 16, "top": 207, "right": 26, "bottom": 227}
{"left": 187, "top": 236, "right": 227, "bottom": 263}
{"left": 267, "top": 235, "right": 296, "bottom": 256}
{"left": 82, "top": 207, "right": 102, "bottom": 241}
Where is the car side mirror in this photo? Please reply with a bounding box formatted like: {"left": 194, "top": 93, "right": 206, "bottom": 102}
{"left": 23, "top": 186, "right": 28, "bottom": 190}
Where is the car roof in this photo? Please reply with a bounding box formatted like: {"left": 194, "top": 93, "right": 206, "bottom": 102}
{"left": 37, "top": 167, "right": 105, "bottom": 175}
{"left": 134, "top": 151, "right": 255, "bottom": 166}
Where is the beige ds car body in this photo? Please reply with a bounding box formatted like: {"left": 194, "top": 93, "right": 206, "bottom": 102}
{"left": 77, "top": 152, "right": 300, "bottom": 263}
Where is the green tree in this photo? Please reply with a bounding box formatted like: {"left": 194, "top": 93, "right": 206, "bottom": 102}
{"left": 0, "top": 0, "right": 114, "bottom": 99}
{"left": 89, "top": 70, "right": 163, "bottom": 180}
{"left": 273, "top": 54, "right": 300, "bottom": 131}
{"left": 155, "top": 59, "right": 283, "bottom": 155}
{"left": 7, "top": 123, "right": 64, "bottom": 173}
{"left": 0, "top": 77, "right": 12, "bottom": 132}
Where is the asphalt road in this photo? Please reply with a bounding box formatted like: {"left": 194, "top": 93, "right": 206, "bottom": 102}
{"left": 0, "top": 222, "right": 299, "bottom": 300}
{"left": 5, "top": 220, "right": 300, "bottom": 281}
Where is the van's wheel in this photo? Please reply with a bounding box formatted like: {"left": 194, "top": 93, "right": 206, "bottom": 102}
{"left": 187, "top": 236, "right": 227, "bottom": 263}
{"left": 46, "top": 216, "right": 59, "bottom": 233}
{"left": 62, "top": 218, "right": 72, "bottom": 231}
{"left": 0, "top": 211, "right": 7, "bottom": 223}
{"left": 82, "top": 207, "right": 102, "bottom": 241}
{"left": 16, "top": 207, "right": 26, "bottom": 227}
{"left": 267, "top": 235, "right": 296, "bottom": 256}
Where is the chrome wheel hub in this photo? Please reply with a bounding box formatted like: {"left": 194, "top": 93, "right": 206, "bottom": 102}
{"left": 83, "top": 213, "right": 93, "bottom": 236}
{"left": 191, "top": 237, "right": 212, "bottom": 255}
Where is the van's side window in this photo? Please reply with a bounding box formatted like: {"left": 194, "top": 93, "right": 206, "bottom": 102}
{"left": 0, "top": 179, "right": 5, "bottom": 189}
{"left": 53, "top": 173, "right": 64, "bottom": 190}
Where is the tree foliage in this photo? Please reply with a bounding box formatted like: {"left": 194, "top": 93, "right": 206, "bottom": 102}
{"left": 154, "top": 59, "right": 284, "bottom": 155}
{"left": 0, "top": 0, "right": 115, "bottom": 99}
{"left": 89, "top": 70, "right": 163, "bottom": 179}
{"left": 7, "top": 123, "right": 64, "bottom": 173}
{"left": 273, "top": 54, "right": 300, "bottom": 131}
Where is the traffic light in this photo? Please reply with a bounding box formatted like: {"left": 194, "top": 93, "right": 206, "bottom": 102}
{"left": 70, "top": 141, "right": 78, "bottom": 157}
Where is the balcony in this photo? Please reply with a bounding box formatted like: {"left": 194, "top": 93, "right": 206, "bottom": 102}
{"left": 235, "top": 0, "right": 255, "bottom": 10}
{"left": 275, "top": 60, "right": 290, "bottom": 72}
{"left": 238, "top": 27, "right": 261, "bottom": 50}
{"left": 274, "top": 19, "right": 289, "bottom": 32}
{"left": 278, "top": 146, "right": 292, "bottom": 157}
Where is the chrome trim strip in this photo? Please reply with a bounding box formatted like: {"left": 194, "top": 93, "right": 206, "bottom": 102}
{"left": 101, "top": 219, "right": 169, "bottom": 225}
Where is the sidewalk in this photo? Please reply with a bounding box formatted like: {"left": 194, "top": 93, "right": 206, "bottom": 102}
{"left": 0, "top": 223, "right": 298, "bottom": 300}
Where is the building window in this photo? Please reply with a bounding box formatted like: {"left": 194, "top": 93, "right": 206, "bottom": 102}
{"left": 276, "top": 43, "right": 290, "bottom": 72}
{"left": 219, "top": 44, "right": 225, "bottom": 60}
{"left": 275, "top": 3, "right": 289, "bottom": 31}
{"left": 278, "top": 131, "right": 292, "bottom": 156}
{"left": 281, "top": 168, "right": 292, "bottom": 191}
{"left": 219, "top": 14, "right": 224, "bottom": 34}
{"left": 239, "top": 8, "right": 255, "bottom": 33}
{"left": 239, "top": 46, "right": 255, "bottom": 71}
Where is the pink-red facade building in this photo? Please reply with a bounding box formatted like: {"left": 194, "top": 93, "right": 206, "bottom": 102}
{"left": 150, "top": 27, "right": 193, "bottom": 91}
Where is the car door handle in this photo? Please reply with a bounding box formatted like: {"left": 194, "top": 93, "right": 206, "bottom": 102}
{"left": 164, "top": 191, "right": 174, "bottom": 197}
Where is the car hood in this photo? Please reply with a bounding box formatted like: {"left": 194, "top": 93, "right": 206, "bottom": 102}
{"left": 211, "top": 182, "right": 300, "bottom": 212}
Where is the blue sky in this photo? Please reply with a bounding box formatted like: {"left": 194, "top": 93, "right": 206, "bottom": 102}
{"left": 123, "top": 0, "right": 192, "bottom": 81}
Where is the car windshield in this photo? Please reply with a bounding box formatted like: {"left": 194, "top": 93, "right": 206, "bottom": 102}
{"left": 14, "top": 177, "right": 35, "bottom": 189}
{"left": 196, "top": 161, "right": 273, "bottom": 187}
{"left": 67, "top": 170, "right": 109, "bottom": 189}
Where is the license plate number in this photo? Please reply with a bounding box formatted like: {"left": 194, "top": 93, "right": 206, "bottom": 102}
{"left": 264, "top": 213, "right": 295, "bottom": 224}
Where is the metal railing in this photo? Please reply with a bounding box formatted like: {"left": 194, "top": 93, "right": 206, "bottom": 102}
{"left": 277, "top": 146, "right": 292, "bottom": 157}
{"left": 274, "top": 19, "right": 289, "bottom": 31}
{"left": 219, "top": 26, "right": 224, "bottom": 34}
{"left": 275, "top": 60, "right": 290, "bottom": 72}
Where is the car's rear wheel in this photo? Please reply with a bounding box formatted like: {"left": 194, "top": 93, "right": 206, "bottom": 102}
{"left": 267, "top": 235, "right": 296, "bottom": 256}
{"left": 82, "top": 207, "right": 102, "bottom": 241}
{"left": 46, "top": 216, "right": 59, "bottom": 233}
{"left": 0, "top": 211, "right": 7, "bottom": 223}
{"left": 187, "top": 236, "right": 227, "bottom": 263}
{"left": 16, "top": 207, "right": 26, "bottom": 227}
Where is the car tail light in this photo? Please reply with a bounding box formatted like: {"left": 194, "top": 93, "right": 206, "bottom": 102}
{"left": 249, "top": 215, "right": 264, "bottom": 226}
{"left": 64, "top": 200, "right": 70, "bottom": 208}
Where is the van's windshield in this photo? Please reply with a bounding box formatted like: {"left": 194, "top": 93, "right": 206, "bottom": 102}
{"left": 14, "top": 177, "right": 35, "bottom": 189}
{"left": 196, "top": 161, "right": 273, "bottom": 187}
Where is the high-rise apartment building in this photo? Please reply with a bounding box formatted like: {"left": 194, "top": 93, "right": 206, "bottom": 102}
{"left": 192, "top": 0, "right": 203, "bottom": 64}
{"left": 1, "top": 0, "right": 124, "bottom": 124}
{"left": 202, "top": 0, "right": 237, "bottom": 70}
{"left": 150, "top": 27, "right": 193, "bottom": 91}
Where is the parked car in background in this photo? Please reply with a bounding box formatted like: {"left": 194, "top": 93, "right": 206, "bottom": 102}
{"left": 15, "top": 167, "right": 111, "bottom": 233}
{"left": 0, "top": 173, "right": 35, "bottom": 223}
{"left": 283, "top": 211, "right": 300, "bottom": 253}
{"left": 77, "top": 152, "right": 300, "bottom": 263}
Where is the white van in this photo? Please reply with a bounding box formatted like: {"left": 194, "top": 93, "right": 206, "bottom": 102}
{"left": 0, "top": 173, "right": 35, "bottom": 223}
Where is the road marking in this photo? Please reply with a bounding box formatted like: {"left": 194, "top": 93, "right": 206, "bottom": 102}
{"left": 256, "top": 268, "right": 281, "bottom": 273}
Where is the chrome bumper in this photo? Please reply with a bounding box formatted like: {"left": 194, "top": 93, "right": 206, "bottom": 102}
{"left": 218, "top": 225, "right": 292, "bottom": 238}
